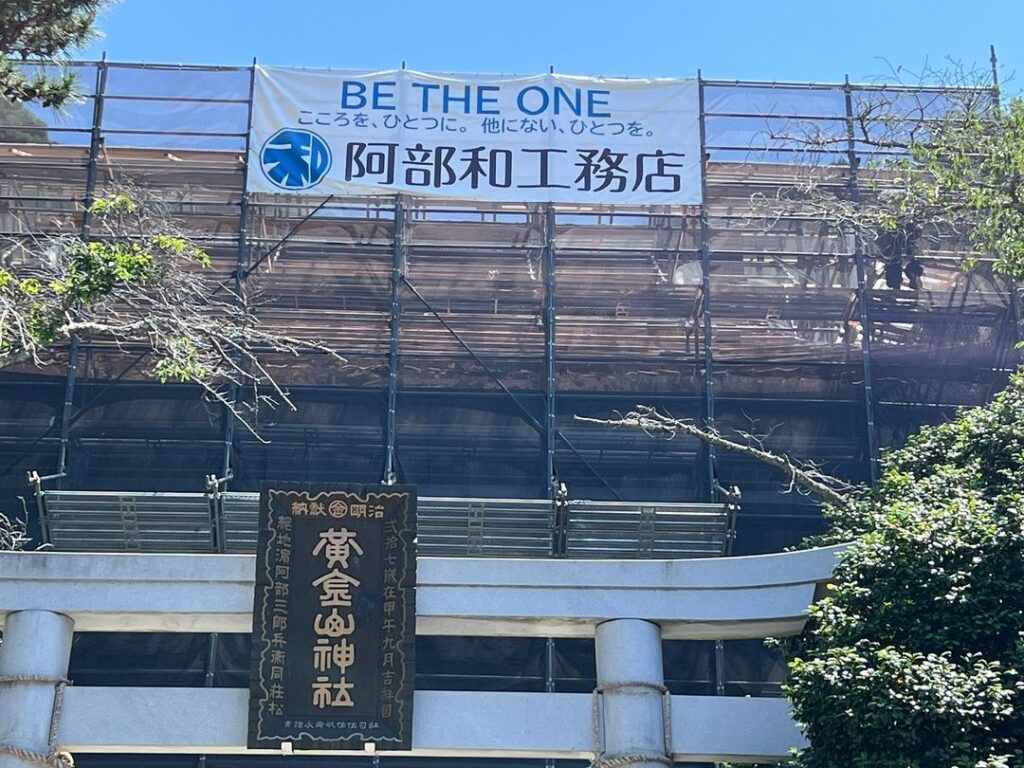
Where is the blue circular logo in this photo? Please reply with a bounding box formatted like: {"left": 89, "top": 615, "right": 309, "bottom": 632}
{"left": 260, "top": 128, "right": 332, "bottom": 190}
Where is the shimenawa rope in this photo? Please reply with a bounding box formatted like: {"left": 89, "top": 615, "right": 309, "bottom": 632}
{"left": 0, "top": 675, "right": 74, "bottom": 768}
{"left": 589, "top": 680, "right": 673, "bottom": 768}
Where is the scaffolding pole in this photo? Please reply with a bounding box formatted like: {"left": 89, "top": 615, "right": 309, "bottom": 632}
{"left": 697, "top": 74, "right": 717, "bottom": 500}
{"left": 699, "top": 73, "right": 728, "bottom": 716}
{"left": 844, "top": 77, "right": 880, "bottom": 483}
{"left": 543, "top": 203, "right": 557, "bottom": 499}
{"left": 80, "top": 57, "right": 108, "bottom": 239}
{"left": 384, "top": 195, "right": 405, "bottom": 485}
{"left": 219, "top": 59, "right": 257, "bottom": 486}
{"left": 990, "top": 46, "right": 1022, "bottom": 353}
{"left": 55, "top": 57, "right": 108, "bottom": 493}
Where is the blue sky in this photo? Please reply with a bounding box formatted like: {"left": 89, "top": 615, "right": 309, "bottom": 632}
{"left": 78, "top": 0, "right": 1022, "bottom": 89}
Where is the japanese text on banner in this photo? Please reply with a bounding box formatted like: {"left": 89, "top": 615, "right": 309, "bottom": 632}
{"left": 249, "top": 67, "right": 702, "bottom": 204}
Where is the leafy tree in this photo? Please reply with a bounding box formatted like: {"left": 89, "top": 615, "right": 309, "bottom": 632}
{"left": 759, "top": 67, "right": 1024, "bottom": 285}
{"left": 0, "top": 1, "right": 103, "bottom": 144}
{"left": 591, "top": 375, "right": 1024, "bottom": 768}
{"left": 884, "top": 95, "right": 1024, "bottom": 279}
{"left": 0, "top": 4, "right": 349, "bottom": 440}
{"left": 776, "top": 379, "right": 1024, "bottom": 768}
{"left": 0, "top": 0, "right": 106, "bottom": 108}
{"left": 1, "top": 192, "right": 345, "bottom": 437}
{"left": 777, "top": 84, "right": 1024, "bottom": 765}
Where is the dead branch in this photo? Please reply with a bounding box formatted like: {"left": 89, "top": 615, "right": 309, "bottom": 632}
{"left": 0, "top": 509, "right": 31, "bottom": 551}
{"left": 0, "top": 187, "right": 348, "bottom": 438}
{"left": 575, "top": 405, "right": 854, "bottom": 509}
{"left": 745, "top": 59, "right": 1001, "bottom": 274}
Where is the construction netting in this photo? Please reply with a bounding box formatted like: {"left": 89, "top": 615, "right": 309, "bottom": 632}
{"left": 0, "top": 63, "right": 1018, "bottom": 735}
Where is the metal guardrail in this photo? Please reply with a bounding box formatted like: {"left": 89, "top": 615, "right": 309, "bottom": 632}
{"left": 565, "top": 500, "right": 733, "bottom": 559}
{"left": 39, "top": 491, "right": 214, "bottom": 553}
{"left": 36, "top": 489, "right": 736, "bottom": 559}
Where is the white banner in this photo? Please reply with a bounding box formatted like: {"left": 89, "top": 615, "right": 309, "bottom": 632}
{"left": 248, "top": 66, "right": 702, "bottom": 204}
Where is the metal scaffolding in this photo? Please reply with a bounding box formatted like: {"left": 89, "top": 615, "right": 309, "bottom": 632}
{"left": 0, "top": 62, "right": 1019, "bottom": 741}
{"left": 0, "top": 62, "right": 1017, "bottom": 545}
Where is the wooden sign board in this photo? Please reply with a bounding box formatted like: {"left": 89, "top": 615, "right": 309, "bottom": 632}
{"left": 248, "top": 484, "right": 416, "bottom": 750}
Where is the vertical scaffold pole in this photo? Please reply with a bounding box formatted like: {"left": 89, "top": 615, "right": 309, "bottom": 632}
{"left": 202, "top": 60, "right": 258, "bottom": 768}
{"left": 698, "top": 72, "right": 727, "bottom": 707}
{"left": 544, "top": 203, "right": 557, "bottom": 498}
{"left": 543, "top": 203, "right": 560, "bottom": 734}
{"left": 844, "top": 77, "right": 879, "bottom": 483}
{"left": 384, "top": 195, "right": 405, "bottom": 485}
{"left": 80, "top": 56, "right": 107, "bottom": 239}
{"left": 697, "top": 72, "right": 716, "bottom": 498}
{"left": 222, "top": 59, "right": 258, "bottom": 485}
{"left": 56, "top": 56, "right": 108, "bottom": 490}
{"left": 989, "top": 46, "right": 1021, "bottom": 353}
{"left": 990, "top": 44, "right": 1001, "bottom": 112}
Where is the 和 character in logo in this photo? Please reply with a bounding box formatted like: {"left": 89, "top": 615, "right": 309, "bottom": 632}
{"left": 260, "top": 128, "right": 332, "bottom": 190}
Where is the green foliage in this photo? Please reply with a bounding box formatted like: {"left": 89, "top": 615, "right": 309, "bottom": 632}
{"left": 26, "top": 303, "right": 59, "bottom": 343}
{"left": 750, "top": 92, "right": 1024, "bottom": 766}
{"left": 153, "top": 336, "right": 208, "bottom": 384}
{"left": 776, "top": 376, "right": 1024, "bottom": 768}
{"left": 0, "top": 194, "right": 212, "bottom": 351}
{"left": 878, "top": 96, "right": 1024, "bottom": 280}
{"left": 2, "top": 190, "right": 344, "bottom": 436}
{"left": 0, "top": 1, "right": 106, "bottom": 108}
{"left": 915, "top": 99, "right": 1024, "bottom": 278}
{"left": 62, "top": 239, "right": 156, "bottom": 302}
{"left": 87, "top": 194, "right": 136, "bottom": 216}
{"left": 17, "top": 276, "right": 41, "bottom": 295}
{"left": 149, "top": 233, "right": 211, "bottom": 266}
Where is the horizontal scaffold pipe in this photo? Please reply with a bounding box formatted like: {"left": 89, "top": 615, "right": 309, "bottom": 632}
{"left": 0, "top": 547, "right": 843, "bottom": 639}
{"left": 57, "top": 687, "right": 805, "bottom": 762}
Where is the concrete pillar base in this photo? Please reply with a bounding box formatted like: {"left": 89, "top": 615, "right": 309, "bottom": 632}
{"left": 0, "top": 610, "right": 75, "bottom": 768}
{"left": 594, "top": 619, "right": 670, "bottom": 768}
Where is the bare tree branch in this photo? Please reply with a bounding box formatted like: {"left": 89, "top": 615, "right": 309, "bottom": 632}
{"left": 743, "top": 59, "right": 1015, "bottom": 282}
{"left": 575, "top": 405, "right": 854, "bottom": 509}
{"left": 0, "top": 509, "right": 32, "bottom": 551}
{"left": 0, "top": 187, "right": 348, "bottom": 437}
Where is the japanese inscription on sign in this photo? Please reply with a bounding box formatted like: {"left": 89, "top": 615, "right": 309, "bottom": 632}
{"left": 249, "top": 67, "right": 702, "bottom": 204}
{"left": 248, "top": 484, "right": 416, "bottom": 750}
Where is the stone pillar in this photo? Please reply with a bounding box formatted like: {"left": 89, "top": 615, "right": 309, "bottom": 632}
{"left": 594, "top": 618, "right": 669, "bottom": 768}
{"left": 0, "top": 610, "right": 75, "bottom": 768}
